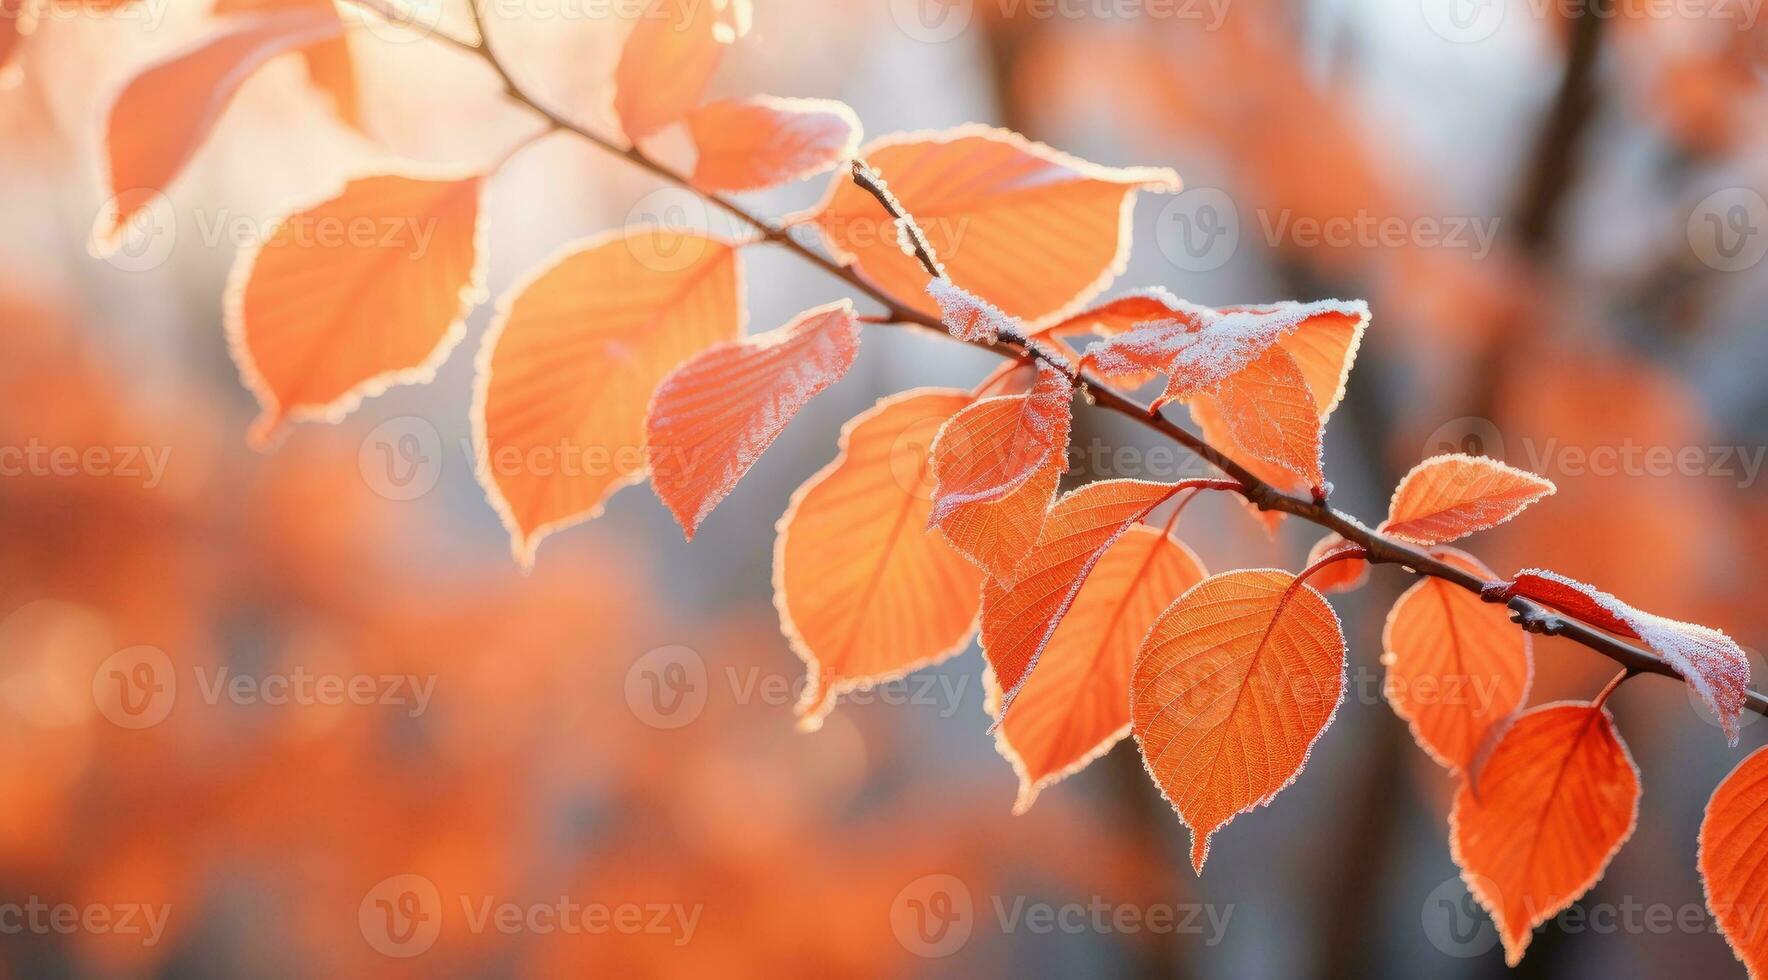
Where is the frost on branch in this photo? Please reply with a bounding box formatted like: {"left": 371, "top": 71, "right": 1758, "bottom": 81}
{"left": 1506, "top": 569, "right": 1752, "bottom": 744}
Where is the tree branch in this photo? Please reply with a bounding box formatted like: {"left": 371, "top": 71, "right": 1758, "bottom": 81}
{"left": 353, "top": 0, "right": 1768, "bottom": 721}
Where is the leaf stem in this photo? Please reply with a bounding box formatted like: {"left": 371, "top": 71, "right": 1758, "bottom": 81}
{"left": 1592, "top": 669, "right": 1633, "bottom": 711}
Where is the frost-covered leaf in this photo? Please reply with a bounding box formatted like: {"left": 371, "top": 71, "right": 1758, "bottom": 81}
{"left": 982, "top": 479, "right": 1218, "bottom": 722}
{"left": 647, "top": 300, "right": 859, "bottom": 540}
{"left": 1504, "top": 569, "right": 1751, "bottom": 744}
{"left": 1188, "top": 396, "right": 1301, "bottom": 536}
{"left": 991, "top": 525, "right": 1205, "bottom": 813}
{"left": 1451, "top": 702, "right": 1640, "bottom": 966}
{"left": 807, "top": 126, "right": 1179, "bottom": 326}
{"left": 1081, "top": 298, "right": 1368, "bottom": 414}
{"left": 1132, "top": 569, "right": 1346, "bottom": 873}
{"left": 929, "top": 362, "right": 1072, "bottom": 582}
{"left": 1384, "top": 453, "right": 1556, "bottom": 545}
{"left": 687, "top": 96, "right": 860, "bottom": 193}
{"left": 1209, "top": 347, "right": 1323, "bottom": 487}
{"left": 776, "top": 390, "right": 984, "bottom": 731}
{"left": 927, "top": 278, "right": 1016, "bottom": 345}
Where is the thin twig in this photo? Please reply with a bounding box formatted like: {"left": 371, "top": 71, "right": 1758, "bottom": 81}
{"left": 354, "top": 0, "right": 1768, "bottom": 720}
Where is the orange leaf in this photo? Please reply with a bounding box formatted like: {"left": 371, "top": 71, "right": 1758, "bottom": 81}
{"left": 981, "top": 479, "right": 1223, "bottom": 722}
{"left": 1209, "top": 347, "right": 1323, "bottom": 487}
{"left": 1450, "top": 702, "right": 1640, "bottom": 966}
{"left": 213, "top": 0, "right": 359, "bottom": 128}
{"left": 926, "top": 278, "right": 1016, "bottom": 345}
{"left": 1505, "top": 569, "right": 1752, "bottom": 744}
{"left": 1304, "top": 533, "right": 1368, "bottom": 593}
{"left": 1081, "top": 298, "right": 1368, "bottom": 415}
{"left": 1382, "top": 548, "right": 1531, "bottom": 772}
{"left": 613, "top": 0, "right": 751, "bottom": 141}
{"left": 227, "top": 173, "right": 486, "bottom": 442}
{"left": 647, "top": 300, "right": 860, "bottom": 540}
{"left": 1132, "top": 569, "right": 1346, "bottom": 873}
{"left": 1032, "top": 288, "right": 1187, "bottom": 387}
{"left": 687, "top": 96, "right": 860, "bottom": 193}
{"left": 805, "top": 126, "right": 1179, "bottom": 326}
{"left": 928, "top": 361, "right": 1072, "bottom": 582}
{"left": 991, "top": 524, "right": 1206, "bottom": 813}
{"left": 1384, "top": 453, "right": 1556, "bottom": 545}
{"left": 774, "top": 389, "right": 986, "bottom": 731}
{"left": 1187, "top": 395, "right": 1300, "bottom": 536}
{"left": 475, "top": 229, "right": 742, "bottom": 565}
{"left": 95, "top": 8, "right": 344, "bottom": 244}
{"left": 1699, "top": 745, "right": 1768, "bottom": 978}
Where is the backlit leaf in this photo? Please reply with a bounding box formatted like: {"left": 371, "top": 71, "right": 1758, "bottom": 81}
{"left": 1032, "top": 288, "right": 1188, "bottom": 388}
{"left": 1081, "top": 298, "right": 1368, "bottom": 415}
{"left": 1382, "top": 548, "right": 1531, "bottom": 772}
{"left": 1304, "top": 533, "right": 1368, "bottom": 593}
{"left": 1505, "top": 569, "right": 1751, "bottom": 744}
{"left": 927, "top": 278, "right": 1016, "bottom": 345}
{"left": 1188, "top": 395, "right": 1300, "bottom": 536}
{"left": 928, "top": 361, "right": 1072, "bottom": 582}
{"left": 687, "top": 96, "right": 860, "bottom": 193}
{"left": 1209, "top": 347, "right": 1323, "bottom": 487}
{"left": 1699, "top": 746, "right": 1768, "bottom": 978}
{"left": 991, "top": 525, "right": 1206, "bottom": 813}
{"left": 213, "top": 0, "right": 359, "bottom": 128}
{"left": 1384, "top": 453, "right": 1556, "bottom": 545}
{"left": 774, "top": 389, "right": 986, "bottom": 731}
{"left": 475, "top": 229, "right": 742, "bottom": 565}
{"left": 614, "top": 0, "right": 751, "bottom": 141}
{"left": 227, "top": 173, "right": 486, "bottom": 443}
{"left": 806, "top": 126, "right": 1180, "bottom": 326}
{"left": 1132, "top": 569, "right": 1346, "bottom": 873}
{"left": 95, "top": 8, "right": 344, "bottom": 245}
{"left": 1450, "top": 702, "right": 1640, "bottom": 966}
{"left": 982, "top": 479, "right": 1216, "bottom": 721}
{"left": 647, "top": 300, "right": 860, "bottom": 540}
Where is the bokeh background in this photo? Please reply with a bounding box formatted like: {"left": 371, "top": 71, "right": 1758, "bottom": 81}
{"left": 0, "top": 0, "right": 1765, "bottom": 975}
